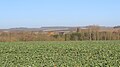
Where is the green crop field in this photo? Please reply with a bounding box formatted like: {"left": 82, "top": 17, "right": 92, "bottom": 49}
{"left": 0, "top": 41, "right": 120, "bottom": 67}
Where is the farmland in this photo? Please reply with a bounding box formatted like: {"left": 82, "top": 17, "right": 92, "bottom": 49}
{"left": 0, "top": 41, "right": 120, "bottom": 67}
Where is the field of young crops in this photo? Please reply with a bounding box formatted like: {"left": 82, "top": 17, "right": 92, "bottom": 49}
{"left": 0, "top": 41, "right": 120, "bottom": 67}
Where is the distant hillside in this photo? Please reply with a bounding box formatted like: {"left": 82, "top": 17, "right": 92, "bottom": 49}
{"left": 114, "top": 26, "right": 120, "bottom": 28}
{"left": 0, "top": 26, "right": 115, "bottom": 32}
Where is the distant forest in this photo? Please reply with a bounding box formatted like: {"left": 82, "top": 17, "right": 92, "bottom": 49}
{"left": 0, "top": 25, "right": 120, "bottom": 42}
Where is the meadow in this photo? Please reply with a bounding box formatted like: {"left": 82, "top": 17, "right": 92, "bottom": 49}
{"left": 0, "top": 41, "right": 120, "bottom": 67}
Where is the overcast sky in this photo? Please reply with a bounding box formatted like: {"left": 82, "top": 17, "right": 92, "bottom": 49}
{"left": 0, "top": 0, "right": 120, "bottom": 28}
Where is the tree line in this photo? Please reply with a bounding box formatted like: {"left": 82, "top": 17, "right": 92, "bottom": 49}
{"left": 0, "top": 26, "right": 120, "bottom": 42}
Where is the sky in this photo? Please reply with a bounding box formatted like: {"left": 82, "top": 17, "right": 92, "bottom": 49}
{"left": 0, "top": 0, "right": 120, "bottom": 28}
